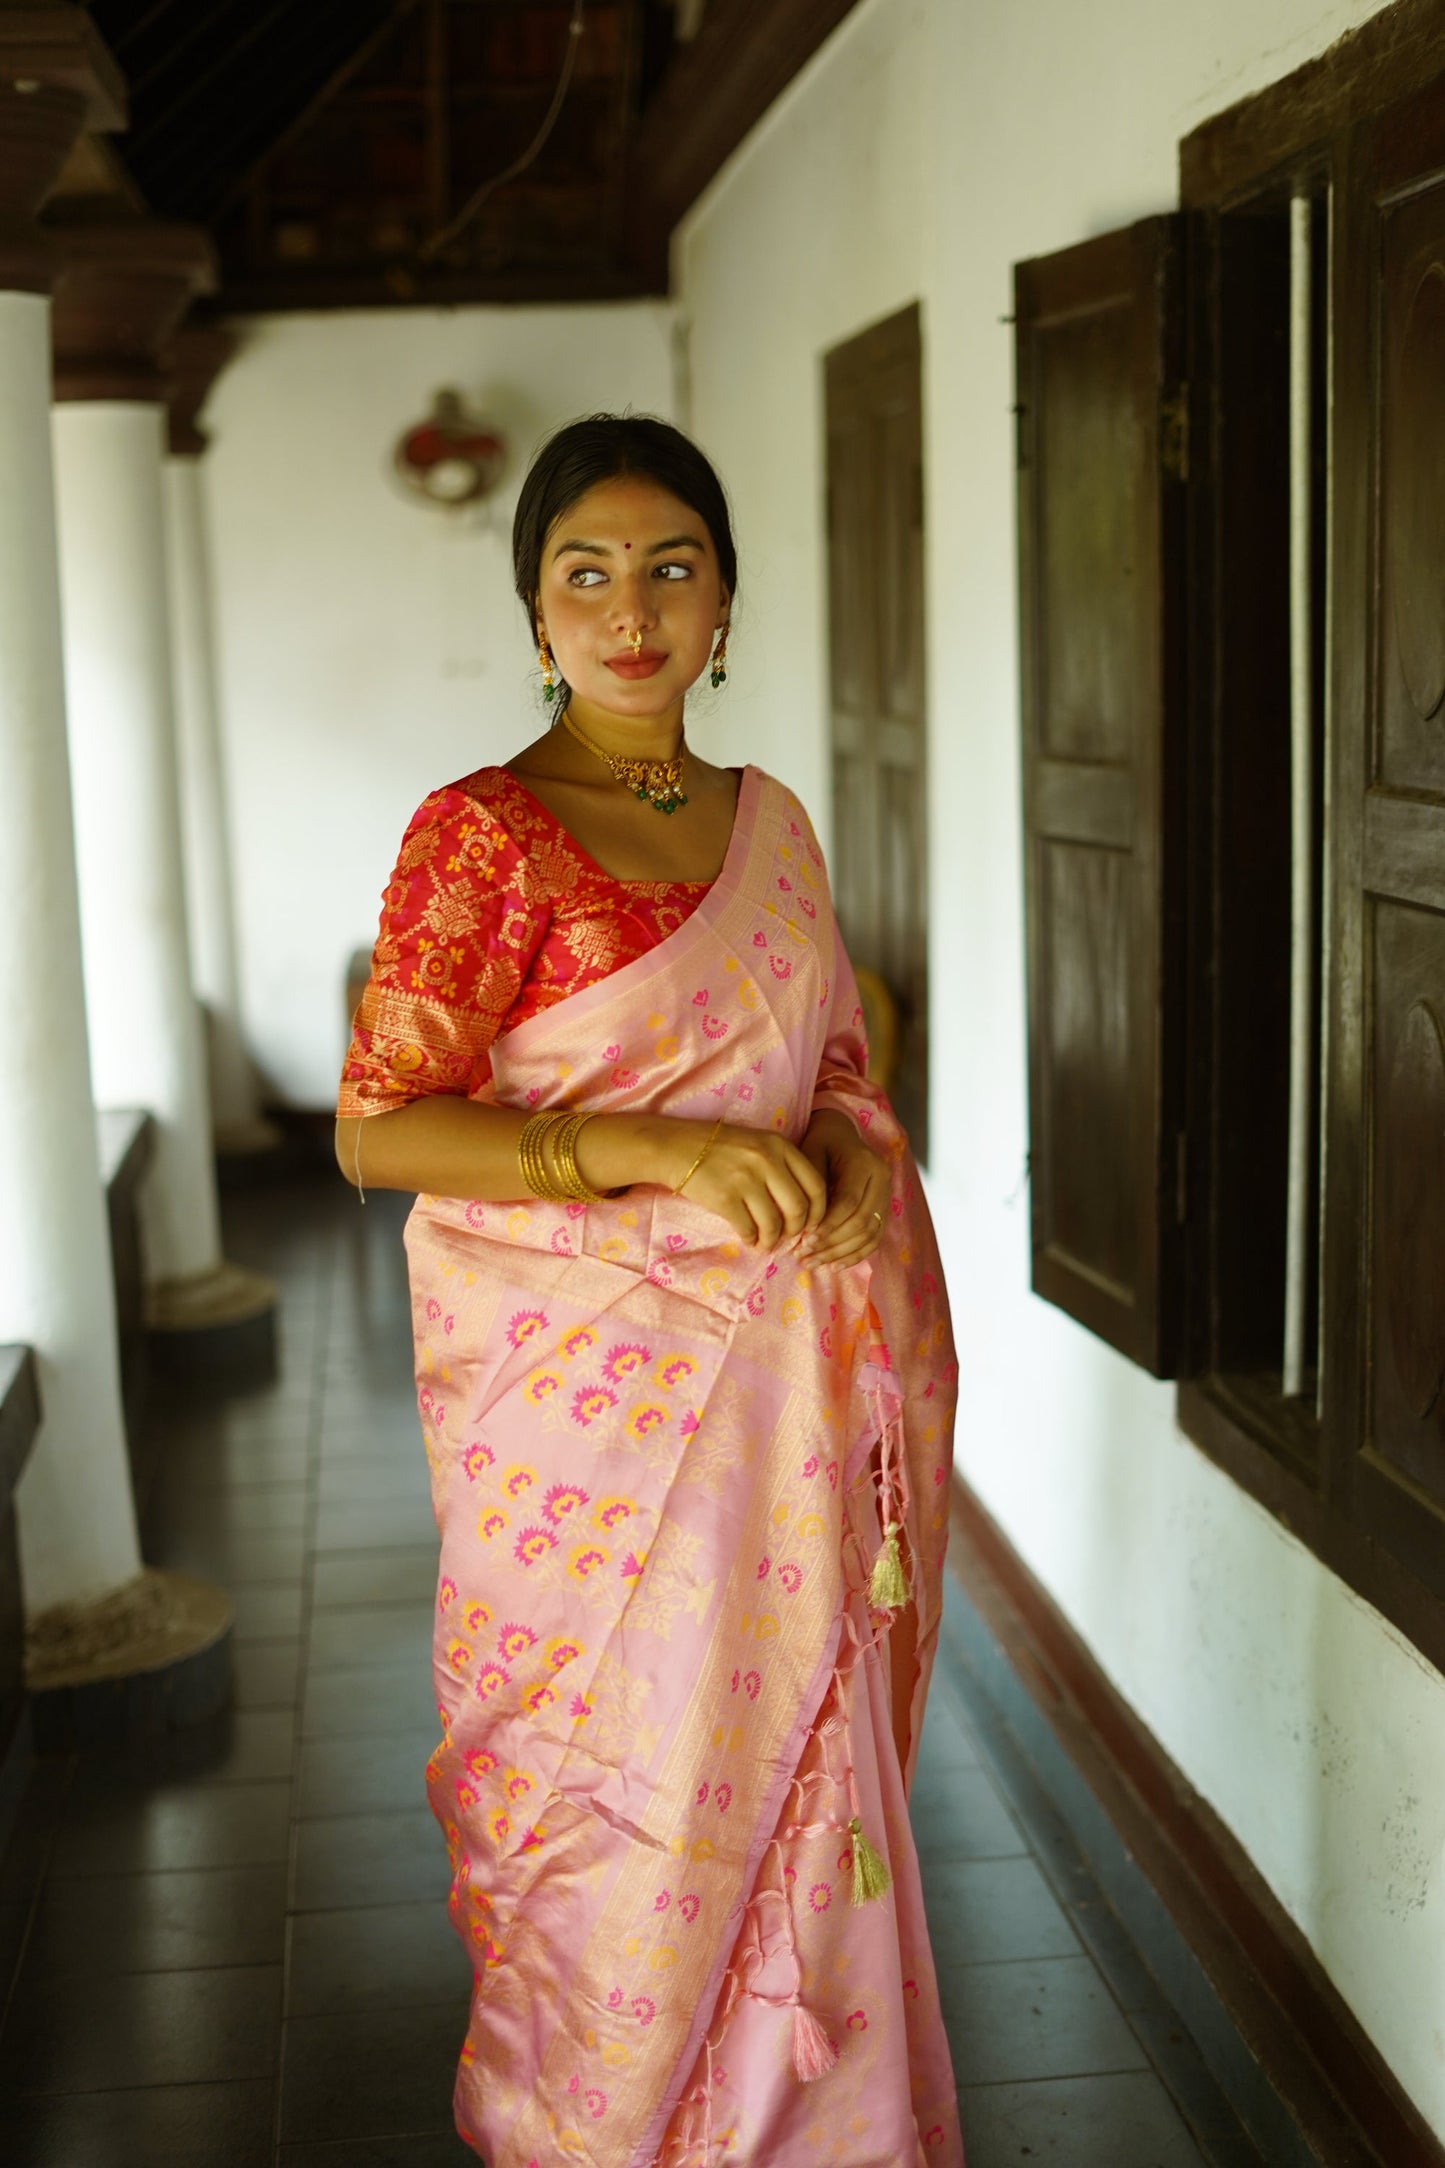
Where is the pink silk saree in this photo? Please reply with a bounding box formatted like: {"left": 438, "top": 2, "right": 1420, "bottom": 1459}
{"left": 405, "top": 765, "right": 964, "bottom": 2166}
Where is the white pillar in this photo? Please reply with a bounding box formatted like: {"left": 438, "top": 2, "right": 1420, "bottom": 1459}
{"left": 0, "top": 68, "right": 142, "bottom": 1617}
{"left": 52, "top": 399, "right": 225, "bottom": 1290}
{"left": 164, "top": 449, "right": 278, "bottom": 1153}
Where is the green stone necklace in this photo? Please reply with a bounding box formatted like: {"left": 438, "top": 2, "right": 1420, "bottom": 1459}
{"left": 560, "top": 704, "right": 688, "bottom": 816}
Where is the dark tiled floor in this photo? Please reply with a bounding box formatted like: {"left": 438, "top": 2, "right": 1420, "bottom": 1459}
{"left": 0, "top": 1175, "right": 1276, "bottom": 2165}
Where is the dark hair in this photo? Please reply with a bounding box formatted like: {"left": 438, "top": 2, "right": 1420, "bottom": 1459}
{"left": 512, "top": 412, "right": 738, "bottom": 639}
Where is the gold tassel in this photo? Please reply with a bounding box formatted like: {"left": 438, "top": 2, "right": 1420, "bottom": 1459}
{"left": 848, "top": 1815, "right": 891, "bottom": 1906}
{"left": 868, "top": 1521, "right": 910, "bottom": 1610}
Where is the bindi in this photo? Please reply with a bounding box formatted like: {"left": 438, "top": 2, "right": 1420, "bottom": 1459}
{"left": 623, "top": 542, "right": 632, "bottom": 550}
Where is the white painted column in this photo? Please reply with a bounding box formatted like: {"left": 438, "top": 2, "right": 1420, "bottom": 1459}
{"left": 164, "top": 448, "right": 278, "bottom": 1154}
{"left": 0, "top": 59, "right": 142, "bottom": 1618}
{"left": 52, "top": 399, "right": 225, "bottom": 1291}
{"left": 0, "top": 297, "right": 140, "bottom": 1614}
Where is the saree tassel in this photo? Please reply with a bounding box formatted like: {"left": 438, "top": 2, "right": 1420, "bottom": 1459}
{"left": 868, "top": 1521, "right": 910, "bottom": 1610}
{"left": 791, "top": 2000, "right": 839, "bottom": 2082}
{"left": 848, "top": 1814, "right": 892, "bottom": 1906}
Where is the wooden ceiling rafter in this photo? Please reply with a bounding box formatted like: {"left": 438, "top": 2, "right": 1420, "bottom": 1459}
{"left": 50, "top": 0, "right": 865, "bottom": 310}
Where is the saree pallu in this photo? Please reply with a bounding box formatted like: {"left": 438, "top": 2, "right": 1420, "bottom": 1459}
{"left": 404, "top": 766, "right": 963, "bottom": 2166}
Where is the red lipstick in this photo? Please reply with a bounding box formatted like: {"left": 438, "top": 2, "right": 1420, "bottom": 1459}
{"left": 605, "top": 649, "right": 667, "bottom": 680}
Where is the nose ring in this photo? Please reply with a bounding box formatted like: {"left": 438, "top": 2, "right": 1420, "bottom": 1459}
{"left": 628, "top": 630, "right": 643, "bottom": 657}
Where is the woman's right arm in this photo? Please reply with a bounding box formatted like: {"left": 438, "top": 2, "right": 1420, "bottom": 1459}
{"left": 334, "top": 1100, "right": 828, "bottom": 1252}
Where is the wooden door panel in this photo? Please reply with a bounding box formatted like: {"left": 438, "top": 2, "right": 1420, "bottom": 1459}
{"left": 1037, "top": 837, "right": 1136, "bottom": 1301}
{"left": 1334, "top": 80, "right": 1445, "bottom": 1588}
{"left": 1379, "top": 182, "right": 1445, "bottom": 797}
{"left": 826, "top": 303, "right": 929, "bottom": 1159}
{"left": 1016, "top": 218, "right": 1188, "bottom": 1375}
{"left": 1037, "top": 295, "right": 1138, "bottom": 765}
{"left": 1367, "top": 898, "right": 1445, "bottom": 1501}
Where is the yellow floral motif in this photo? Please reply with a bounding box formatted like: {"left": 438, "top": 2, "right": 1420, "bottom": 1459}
{"left": 503, "top": 1463, "right": 536, "bottom": 1498}
{"left": 653, "top": 1353, "right": 697, "bottom": 1390}
{"left": 462, "top": 1600, "right": 491, "bottom": 1633}
{"left": 563, "top": 1325, "right": 598, "bottom": 1359}
{"left": 629, "top": 1403, "right": 667, "bottom": 1438}
{"left": 594, "top": 1496, "right": 635, "bottom": 1531}
{"left": 479, "top": 1510, "right": 508, "bottom": 1541}
{"left": 525, "top": 1370, "right": 562, "bottom": 1403}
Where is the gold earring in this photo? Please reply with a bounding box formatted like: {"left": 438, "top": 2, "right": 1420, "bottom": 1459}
{"left": 539, "top": 626, "right": 557, "bottom": 703}
{"left": 710, "top": 623, "right": 729, "bottom": 689}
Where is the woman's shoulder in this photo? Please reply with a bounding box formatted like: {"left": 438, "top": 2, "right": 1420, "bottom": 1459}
{"left": 392, "top": 766, "right": 541, "bottom": 891}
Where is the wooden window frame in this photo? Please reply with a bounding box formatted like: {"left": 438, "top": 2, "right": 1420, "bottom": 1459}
{"left": 1177, "top": 0, "right": 1445, "bottom": 1678}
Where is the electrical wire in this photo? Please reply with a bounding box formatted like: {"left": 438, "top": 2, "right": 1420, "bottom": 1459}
{"left": 419, "top": 0, "right": 586, "bottom": 263}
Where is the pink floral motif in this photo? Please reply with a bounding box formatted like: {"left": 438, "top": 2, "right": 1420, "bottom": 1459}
{"left": 808, "top": 1882, "right": 832, "bottom": 1913}
{"left": 692, "top": 989, "right": 708, "bottom": 1006}
{"left": 653, "top": 1890, "right": 671, "bottom": 1911}
{"left": 846, "top": 2009, "right": 868, "bottom": 2032}
{"left": 570, "top": 1383, "right": 618, "bottom": 1427}
{"left": 607, "top": 1986, "right": 623, "bottom": 2008}
{"left": 620, "top": 1551, "right": 645, "bottom": 1578}
{"left": 438, "top": 1575, "right": 458, "bottom": 1610}
{"left": 777, "top": 1561, "right": 803, "bottom": 1595}
{"left": 513, "top": 1523, "right": 556, "bottom": 1565}
{"left": 702, "top": 1016, "right": 728, "bottom": 1039}
{"left": 631, "top": 1995, "right": 655, "bottom": 2026}
{"left": 770, "top": 956, "right": 792, "bottom": 979}
{"left": 464, "top": 1745, "right": 498, "bottom": 1778}
{"left": 744, "top": 1669, "right": 761, "bottom": 1700}
{"left": 547, "top": 1638, "right": 582, "bottom": 1670}
{"left": 802, "top": 1455, "right": 819, "bottom": 1477}
{"left": 714, "top": 1782, "right": 733, "bottom": 1813}
{"left": 903, "top": 1977, "right": 919, "bottom": 1999}
{"left": 506, "top": 1308, "right": 548, "bottom": 1348}
{"left": 696, "top": 1780, "right": 710, "bottom": 1805}
{"left": 474, "top": 1661, "right": 510, "bottom": 1701}
{"left": 756, "top": 1556, "right": 771, "bottom": 1580}
{"left": 584, "top": 2089, "right": 607, "bottom": 2119}
{"left": 678, "top": 1893, "right": 700, "bottom": 1923}
{"left": 542, "top": 1482, "right": 589, "bottom": 1524}
{"left": 569, "top": 1693, "right": 594, "bottom": 1721}
{"left": 462, "top": 1441, "right": 495, "bottom": 1481}
{"left": 497, "top": 1622, "right": 537, "bottom": 1660}
{"left": 601, "top": 1342, "right": 651, "bottom": 1383}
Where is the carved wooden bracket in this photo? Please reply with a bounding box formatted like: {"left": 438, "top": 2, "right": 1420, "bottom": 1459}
{"left": 49, "top": 219, "right": 217, "bottom": 402}
{"left": 0, "top": 4, "right": 126, "bottom": 293}
{"left": 166, "top": 321, "right": 236, "bottom": 457}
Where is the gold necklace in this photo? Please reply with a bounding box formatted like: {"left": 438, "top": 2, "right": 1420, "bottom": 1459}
{"left": 560, "top": 704, "right": 689, "bottom": 816}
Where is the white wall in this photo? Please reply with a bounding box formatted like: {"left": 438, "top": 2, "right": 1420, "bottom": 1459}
{"left": 204, "top": 303, "right": 676, "bottom": 1105}
{"left": 675, "top": 0, "right": 1445, "bottom": 2139}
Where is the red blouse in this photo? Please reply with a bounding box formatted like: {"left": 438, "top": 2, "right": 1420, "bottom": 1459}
{"left": 338, "top": 766, "right": 711, "bottom": 1119}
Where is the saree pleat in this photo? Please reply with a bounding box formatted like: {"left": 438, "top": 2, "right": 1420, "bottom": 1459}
{"left": 397, "top": 769, "right": 961, "bottom": 2166}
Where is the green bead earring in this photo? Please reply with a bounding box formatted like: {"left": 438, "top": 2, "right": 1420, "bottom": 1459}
{"left": 710, "top": 624, "right": 729, "bottom": 689}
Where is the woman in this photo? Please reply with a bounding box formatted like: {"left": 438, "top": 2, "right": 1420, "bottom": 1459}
{"left": 336, "top": 415, "right": 963, "bottom": 2168}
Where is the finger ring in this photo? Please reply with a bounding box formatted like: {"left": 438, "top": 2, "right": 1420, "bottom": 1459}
{"left": 870, "top": 1211, "right": 883, "bottom": 1225}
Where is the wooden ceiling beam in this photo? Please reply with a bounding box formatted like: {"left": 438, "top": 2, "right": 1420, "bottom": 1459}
{"left": 631, "top": 0, "right": 864, "bottom": 260}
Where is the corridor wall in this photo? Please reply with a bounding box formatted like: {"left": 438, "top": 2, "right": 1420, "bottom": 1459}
{"left": 202, "top": 301, "right": 676, "bottom": 1106}
{"left": 672, "top": 0, "right": 1445, "bottom": 2144}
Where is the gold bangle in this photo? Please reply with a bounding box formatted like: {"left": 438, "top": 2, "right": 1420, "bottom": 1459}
{"left": 675, "top": 1116, "right": 724, "bottom": 1196}
{"left": 519, "top": 1110, "right": 569, "bottom": 1200}
{"left": 554, "top": 1111, "right": 608, "bottom": 1203}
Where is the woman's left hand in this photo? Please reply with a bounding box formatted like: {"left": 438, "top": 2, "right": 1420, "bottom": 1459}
{"left": 795, "top": 1109, "right": 892, "bottom": 1268}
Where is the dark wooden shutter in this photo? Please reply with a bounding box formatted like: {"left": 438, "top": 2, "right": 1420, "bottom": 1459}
{"left": 825, "top": 304, "right": 930, "bottom": 1162}
{"left": 1331, "top": 89, "right": 1445, "bottom": 1591}
{"left": 1015, "top": 218, "right": 1189, "bottom": 1376}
